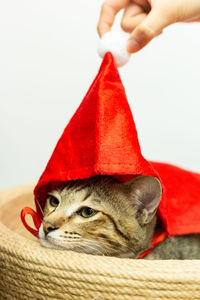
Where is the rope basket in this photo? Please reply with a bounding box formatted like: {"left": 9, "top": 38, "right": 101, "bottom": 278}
{"left": 0, "top": 184, "right": 200, "bottom": 299}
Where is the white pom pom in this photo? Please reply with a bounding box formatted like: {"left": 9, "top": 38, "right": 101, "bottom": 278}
{"left": 98, "top": 31, "right": 131, "bottom": 67}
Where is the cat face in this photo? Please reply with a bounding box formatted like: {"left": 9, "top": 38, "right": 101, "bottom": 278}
{"left": 39, "top": 175, "right": 162, "bottom": 258}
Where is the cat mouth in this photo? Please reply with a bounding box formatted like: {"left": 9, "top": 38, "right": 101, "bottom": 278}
{"left": 41, "top": 236, "right": 88, "bottom": 253}
{"left": 39, "top": 234, "right": 65, "bottom": 250}
{"left": 38, "top": 224, "right": 67, "bottom": 250}
{"left": 40, "top": 232, "right": 81, "bottom": 251}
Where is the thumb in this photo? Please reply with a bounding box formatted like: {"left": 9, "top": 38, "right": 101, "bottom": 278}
{"left": 127, "top": 8, "right": 171, "bottom": 53}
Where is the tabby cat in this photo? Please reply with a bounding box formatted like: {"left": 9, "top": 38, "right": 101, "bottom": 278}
{"left": 39, "top": 175, "right": 200, "bottom": 259}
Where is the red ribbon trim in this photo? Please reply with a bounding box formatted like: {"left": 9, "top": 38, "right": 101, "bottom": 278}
{"left": 21, "top": 207, "right": 42, "bottom": 238}
{"left": 137, "top": 229, "right": 167, "bottom": 259}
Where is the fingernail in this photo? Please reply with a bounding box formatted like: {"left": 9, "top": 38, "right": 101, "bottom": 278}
{"left": 127, "top": 39, "right": 140, "bottom": 53}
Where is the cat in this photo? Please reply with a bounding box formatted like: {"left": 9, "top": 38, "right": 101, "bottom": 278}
{"left": 39, "top": 175, "right": 200, "bottom": 259}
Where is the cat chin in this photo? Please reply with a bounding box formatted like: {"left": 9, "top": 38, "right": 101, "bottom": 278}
{"left": 39, "top": 238, "right": 64, "bottom": 250}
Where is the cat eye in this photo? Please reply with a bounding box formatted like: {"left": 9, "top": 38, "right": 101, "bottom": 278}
{"left": 78, "top": 207, "right": 97, "bottom": 218}
{"left": 49, "top": 196, "right": 60, "bottom": 208}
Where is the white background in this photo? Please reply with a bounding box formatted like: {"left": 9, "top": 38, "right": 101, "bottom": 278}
{"left": 0, "top": 0, "right": 199, "bottom": 189}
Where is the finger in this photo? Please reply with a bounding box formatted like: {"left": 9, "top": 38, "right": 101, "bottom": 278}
{"left": 121, "top": 3, "right": 147, "bottom": 32}
{"left": 127, "top": 8, "right": 171, "bottom": 53}
{"left": 97, "top": 0, "right": 129, "bottom": 36}
{"left": 122, "top": 13, "right": 147, "bottom": 32}
{"left": 184, "top": 17, "right": 200, "bottom": 22}
{"left": 133, "top": 0, "right": 151, "bottom": 13}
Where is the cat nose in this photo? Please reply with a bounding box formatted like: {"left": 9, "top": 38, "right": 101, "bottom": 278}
{"left": 43, "top": 222, "right": 58, "bottom": 235}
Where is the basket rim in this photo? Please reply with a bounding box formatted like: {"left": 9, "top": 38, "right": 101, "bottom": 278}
{"left": 0, "top": 184, "right": 200, "bottom": 282}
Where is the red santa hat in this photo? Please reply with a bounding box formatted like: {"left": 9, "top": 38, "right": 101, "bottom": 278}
{"left": 33, "top": 52, "right": 158, "bottom": 218}
{"left": 21, "top": 46, "right": 200, "bottom": 257}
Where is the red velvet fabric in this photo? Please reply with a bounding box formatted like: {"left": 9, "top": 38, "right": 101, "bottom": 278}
{"left": 25, "top": 52, "right": 200, "bottom": 256}
{"left": 152, "top": 162, "right": 200, "bottom": 235}
{"left": 34, "top": 52, "right": 156, "bottom": 217}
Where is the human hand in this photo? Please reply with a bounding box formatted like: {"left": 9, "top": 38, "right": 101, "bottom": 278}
{"left": 98, "top": 0, "right": 200, "bottom": 53}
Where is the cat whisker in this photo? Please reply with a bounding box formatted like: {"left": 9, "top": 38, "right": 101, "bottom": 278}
{"left": 36, "top": 198, "right": 44, "bottom": 216}
{"left": 42, "top": 232, "right": 134, "bottom": 256}
{"left": 80, "top": 242, "right": 104, "bottom": 255}
{"left": 60, "top": 236, "right": 115, "bottom": 255}
{"left": 60, "top": 236, "right": 108, "bottom": 255}
{"left": 71, "top": 245, "right": 93, "bottom": 255}
{"left": 79, "top": 238, "right": 111, "bottom": 255}
{"left": 95, "top": 236, "right": 121, "bottom": 249}
{"left": 47, "top": 236, "right": 104, "bottom": 254}
{"left": 48, "top": 236, "right": 80, "bottom": 243}
{"left": 94, "top": 236, "right": 135, "bottom": 254}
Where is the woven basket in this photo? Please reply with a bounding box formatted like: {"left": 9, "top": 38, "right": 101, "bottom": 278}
{"left": 0, "top": 185, "right": 200, "bottom": 300}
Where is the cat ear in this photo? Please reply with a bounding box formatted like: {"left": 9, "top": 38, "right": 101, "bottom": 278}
{"left": 123, "top": 176, "right": 162, "bottom": 225}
